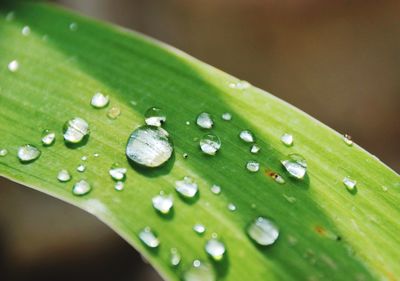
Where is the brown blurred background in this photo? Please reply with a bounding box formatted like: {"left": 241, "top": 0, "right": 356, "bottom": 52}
{"left": 1, "top": 0, "right": 399, "bottom": 280}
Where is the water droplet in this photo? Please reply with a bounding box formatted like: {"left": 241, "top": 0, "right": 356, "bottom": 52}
{"left": 183, "top": 153, "right": 189, "bottom": 159}
{"left": 139, "top": 227, "right": 159, "bottom": 248}
{"left": 57, "top": 169, "right": 71, "bottom": 182}
{"left": 63, "top": 117, "right": 90, "bottom": 144}
{"left": 72, "top": 180, "right": 91, "bottom": 196}
{"left": 76, "top": 164, "right": 86, "bottom": 172}
{"left": 205, "top": 238, "right": 226, "bottom": 261}
{"left": 221, "top": 112, "right": 232, "bottom": 121}
{"left": 41, "top": 129, "right": 56, "bottom": 146}
{"left": 229, "top": 80, "right": 250, "bottom": 89}
{"left": 152, "top": 194, "right": 173, "bottom": 214}
{"left": 170, "top": 248, "right": 181, "bottom": 267}
{"left": 196, "top": 112, "right": 213, "bottom": 129}
{"left": 90, "top": 92, "right": 109, "bottom": 108}
{"left": 109, "top": 163, "right": 127, "bottom": 181}
{"left": 281, "top": 133, "right": 293, "bottom": 146}
{"left": 81, "top": 156, "right": 88, "bottom": 161}
{"left": 193, "top": 223, "right": 206, "bottom": 234}
{"left": 0, "top": 148, "right": 8, "bottom": 157}
{"left": 381, "top": 186, "right": 389, "bottom": 192}
{"left": 185, "top": 121, "right": 191, "bottom": 126}
{"left": 8, "top": 60, "right": 19, "bottom": 72}
{"left": 145, "top": 107, "right": 166, "bottom": 127}
{"left": 239, "top": 130, "right": 255, "bottom": 143}
{"left": 266, "top": 171, "right": 285, "bottom": 184}
{"left": 210, "top": 184, "right": 221, "bottom": 195}
{"left": 343, "top": 134, "right": 353, "bottom": 146}
{"left": 93, "top": 153, "right": 99, "bottom": 157}
{"left": 246, "top": 161, "right": 260, "bottom": 172}
{"left": 199, "top": 134, "right": 221, "bottom": 155}
{"left": 227, "top": 203, "right": 237, "bottom": 211}
{"left": 69, "top": 22, "right": 78, "bottom": 31}
{"left": 175, "top": 176, "right": 198, "bottom": 198}
{"left": 114, "top": 181, "right": 124, "bottom": 191}
{"left": 250, "top": 144, "right": 260, "bottom": 154}
{"left": 343, "top": 176, "right": 357, "bottom": 191}
{"left": 21, "top": 25, "right": 30, "bottom": 36}
{"left": 183, "top": 260, "right": 215, "bottom": 281}
{"left": 107, "top": 106, "right": 121, "bottom": 119}
{"left": 17, "top": 144, "right": 41, "bottom": 162}
{"left": 247, "top": 216, "right": 279, "bottom": 246}
{"left": 281, "top": 154, "right": 307, "bottom": 179}
{"left": 126, "top": 125, "right": 173, "bottom": 168}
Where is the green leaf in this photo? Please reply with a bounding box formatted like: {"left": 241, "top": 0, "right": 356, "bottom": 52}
{"left": 0, "top": 2, "right": 399, "bottom": 281}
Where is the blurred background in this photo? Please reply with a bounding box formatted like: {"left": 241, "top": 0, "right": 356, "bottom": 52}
{"left": 1, "top": 0, "right": 399, "bottom": 280}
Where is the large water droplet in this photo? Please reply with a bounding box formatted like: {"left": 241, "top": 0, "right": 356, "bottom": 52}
{"left": 199, "top": 134, "right": 221, "bottom": 155}
{"left": 126, "top": 125, "right": 173, "bottom": 168}
{"left": 343, "top": 176, "right": 357, "bottom": 191}
{"left": 281, "top": 154, "right": 307, "bottom": 179}
{"left": 145, "top": 107, "right": 166, "bottom": 127}
{"left": 205, "top": 238, "right": 226, "bottom": 261}
{"left": 107, "top": 106, "right": 121, "bottom": 119}
{"left": 57, "top": 169, "right": 71, "bottom": 182}
{"left": 21, "top": 25, "right": 31, "bottom": 36}
{"left": 139, "top": 227, "right": 159, "bottom": 248}
{"left": 183, "top": 260, "right": 215, "bottom": 281}
{"left": 247, "top": 216, "right": 279, "bottom": 246}
{"left": 246, "top": 161, "right": 260, "bottom": 172}
{"left": 72, "top": 180, "right": 92, "bottom": 196}
{"left": 221, "top": 112, "right": 232, "bottom": 121}
{"left": 210, "top": 184, "right": 221, "bottom": 195}
{"left": 175, "top": 176, "right": 198, "bottom": 198}
{"left": 239, "top": 130, "right": 255, "bottom": 143}
{"left": 63, "top": 117, "right": 90, "bottom": 144}
{"left": 250, "top": 144, "right": 260, "bottom": 154}
{"left": 0, "top": 148, "right": 8, "bottom": 157}
{"left": 109, "top": 163, "right": 127, "bottom": 181}
{"left": 152, "top": 193, "right": 173, "bottom": 214}
{"left": 91, "top": 92, "right": 109, "bottom": 108}
{"left": 8, "top": 60, "right": 19, "bottom": 72}
{"left": 41, "top": 129, "right": 56, "bottom": 146}
{"left": 170, "top": 248, "right": 181, "bottom": 267}
{"left": 196, "top": 112, "right": 213, "bottom": 129}
{"left": 17, "top": 144, "right": 41, "bottom": 162}
{"left": 281, "top": 133, "right": 293, "bottom": 146}
{"left": 193, "top": 223, "right": 206, "bottom": 234}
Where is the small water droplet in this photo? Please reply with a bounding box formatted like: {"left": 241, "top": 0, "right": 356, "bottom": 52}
{"left": 196, "top": 112, "right": 213, "bottom": 129}
{"left": 221, "top": 112, "right": 232, "bottom": 121}
{"left": 193, "top": 223, "right": 206, "bottom": 234}
{"left": 185, "top": 121, "right": 191, "bottom": 126}
{"left": 0, "top": 148, "right": 8, "bottom": 157}
{"left": 152, "top": 193, "right": 173, "bottom": 214}
{"left": 41, "top": 129, "right": 56, "bottom": 146}
{"left": 57, "top": 169, "right": 71, "bottom": 182}
{"left": 90, "top": 92, "right": 109, "bottom": 108}
{"left": 247, "top": 216, "right": 279, "bottom": 246}
{"left": 109, "top": 163, "right": 127, "bottom": 181}
{"left": 281, "top": 154, "right": 307, "bottom": 179}
{"left": 281, "top": 133, "right": 293, "bottom": 146}
{"left": 114, "top": 181, "right": 124, "bottom": 191}
{"left": 175, "top": 176, "right": 198, "bottom": 198}
{"left": 21, "top": 25, "right": 30, "bottom": 36}
{"left": 183, "top": 153, "right": 189, "bottom": 159}
{"left": 17, "top": 144, "right": 41, "bottom": 162}
{"left": 81, "top": 156, "right": 88, "bottom": 161}
{"left": 239, "top": 130, "right": 255, "bottom": 143}
{"left": 93, "top": 153, "right": 99, "bottom": 157}
{"left": 107, "top": 106, "right": 121, "bottom": 119}
{"left": 183, "top": 260, "right": 215, "bottom": 281}
{"left": 8, "top": 60, "right": 19, "bottom": 72}
{"left": 250, "top": 144, "right": 260, "bottom": 154}
{"left": 72, "top": 180, "right": 91, "bottom": 196}
{"left": 246, "top": 161, "right": 260, "bottom": 172}
{"left": 69, "top": 22, "right": 78, "bottom": 31}
{"left": 63, "top": 117, "right": 90, "bottom": 144}
{"left": 126, "top": 125, "right": 173, "bottom": 168}
{"left": 205, "top": 238, "right": 226, "bottom": 261}
{"left": 343, "top": 134, "right": 353, "bottom": 146}
{"left": 343, "top": 176, "right": 357, "bottom": 191}
{"left": 266, "top": 170, "right": 285, "bottom": 184}
{"left": 227, "top": 203, "right": 236, "bottom": 211}
{"left": 170, "top": 248, "right": 181, "bottom": 267}
{"left": 381, "top": 186, "right": 388, "bottom": 192}
{"left": 199, "top": 134, "right": 221, "bottom": 155}
{"left": 76, "top": 164, "right": 86, "bottom": 172}
{"left": 229, "top": 80, "right": 250, "bottom": 89}
{"left": 210, "top": 184, "right": 221, "bottom": 195}
{"left": 139, "top": 227, "right": 159, "bottom": 248}
{"left": 145, "top": 107, "right": 166, "bottom": 127}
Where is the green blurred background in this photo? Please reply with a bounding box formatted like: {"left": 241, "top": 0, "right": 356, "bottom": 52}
{"left": 1, "top": 0, "right": 399, "bottom": 280}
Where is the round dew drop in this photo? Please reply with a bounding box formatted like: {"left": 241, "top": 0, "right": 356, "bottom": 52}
{"left": 144, "top": 107, "right": 166, "bottom": 127}
{"left": 221, "top": 112, "right": 232, "bottom": 121}
{"left": 21, "top": 25, "right": 31, "bottom": 36}
{"left": 90, "top": 92, "right": 109, "bottom": 108}
{"left": 175, "top": 176, "right": 198, "bottom": 198}
{"left": 199, "top": 134, "right": 221, "bottom": 155}
{"left": 196, "top": 112, "right": 213, "bottom": 129}
{"left": 63, "top": 117, "right": 90, "bottom": 144}
{"left": 76, "top": 164, "right": 86, "bottom": 173}
{"left": 139, "top": 227, "right": 160, "bottom": 248}
{"left": 152, "top": 194, "right": 173, "bottom": 214}
{"left": 227, "top": 203, "right": 237, "bottom": 211}
{"left": 17, "top": 144, "right": 41, "bottom": 162}
{"left": 72, "top": 180, "right": 91, "bottom": 196}
{"left": 246, "top": 161, "right": 260, "bottom": 172}
{"left": 8, "top": 60, "right": 19, "bottom": 72}
{"left": 193, "top": 223, "right": 206, "bottom": 234}
{"left": 281, "top": 133, "right": 293, "bottom": 146}
{"left": 281, "top": 153, "right": 307, "bottom": 179}
{"left": 57, "top": 169, "right": 71, "bottom": 182}
{"left": 247, "top": 216, "right": 279, "bottom": 246}
{"left": 126, "top": 125, "right": 173, "bottom": 168}
{"left": 205, "top": 238, "right": 226, "bottom": 261}
{"left": 0, "top": 148, "right": 8, "bottom": 157}
{"left": 210, "top": 184, "right": 221, "bottom": 195}
{"left": 239, "top": 130, "right": 255, "bottom": 143}
{"left": 41, "top": 129, "right": 56, "bottom": 146}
